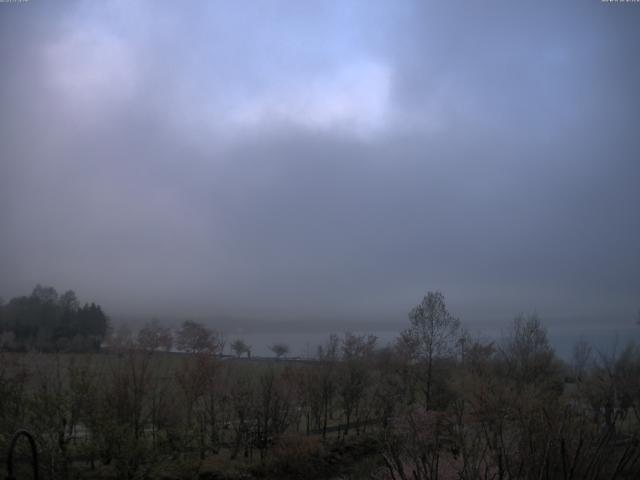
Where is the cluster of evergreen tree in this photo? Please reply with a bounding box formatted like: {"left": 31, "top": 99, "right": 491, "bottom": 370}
{"left": 0, "top": 285, "right": 109, "bottom": 352}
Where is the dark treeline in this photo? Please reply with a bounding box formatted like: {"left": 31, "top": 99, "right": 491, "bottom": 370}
{"left": 0, "top": 285, "right": 109, "bottom": 352}
{"left": 0, "top": 291, "right": 639, "bottom": 479}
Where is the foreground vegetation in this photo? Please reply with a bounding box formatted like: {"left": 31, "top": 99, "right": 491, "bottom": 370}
{"left": 0, "top": 291, "right": 639, "bottom": 479}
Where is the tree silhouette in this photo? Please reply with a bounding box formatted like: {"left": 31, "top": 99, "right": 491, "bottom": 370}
{"left": 231, "top": 338, "right": 251, "bottom": 358}
{"left": 175, "top": 320, "right": 214, "bottom": 353}
{"left": 400, "top": 291, "right": 460, "bottom": 410}
{"left": 269, "top": 342, "right": 290, "bottom": 359}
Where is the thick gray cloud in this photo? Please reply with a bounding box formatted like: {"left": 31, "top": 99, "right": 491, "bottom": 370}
{"left": 1, "top": 0, "right": 639, "bottom": 347}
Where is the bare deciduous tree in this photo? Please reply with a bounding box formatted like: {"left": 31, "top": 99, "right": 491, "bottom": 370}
{"left": 175, "top": 320, "right": 217, "bottom": 354}
{"left": 137, "top": 319, "right": 173, "bottom": 352}
{"left": 231, "top": 338, "right": 251, "bottom": 358}
{"left": 269, "top": 342, "right": 290, "bottom": 359}
{"left": 400, "top": 291, "right": 460, "bottom": 410}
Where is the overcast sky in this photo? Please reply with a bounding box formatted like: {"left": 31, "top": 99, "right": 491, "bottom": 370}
{"left": 1, "top": 1, "right": 639, "bottom": 342}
